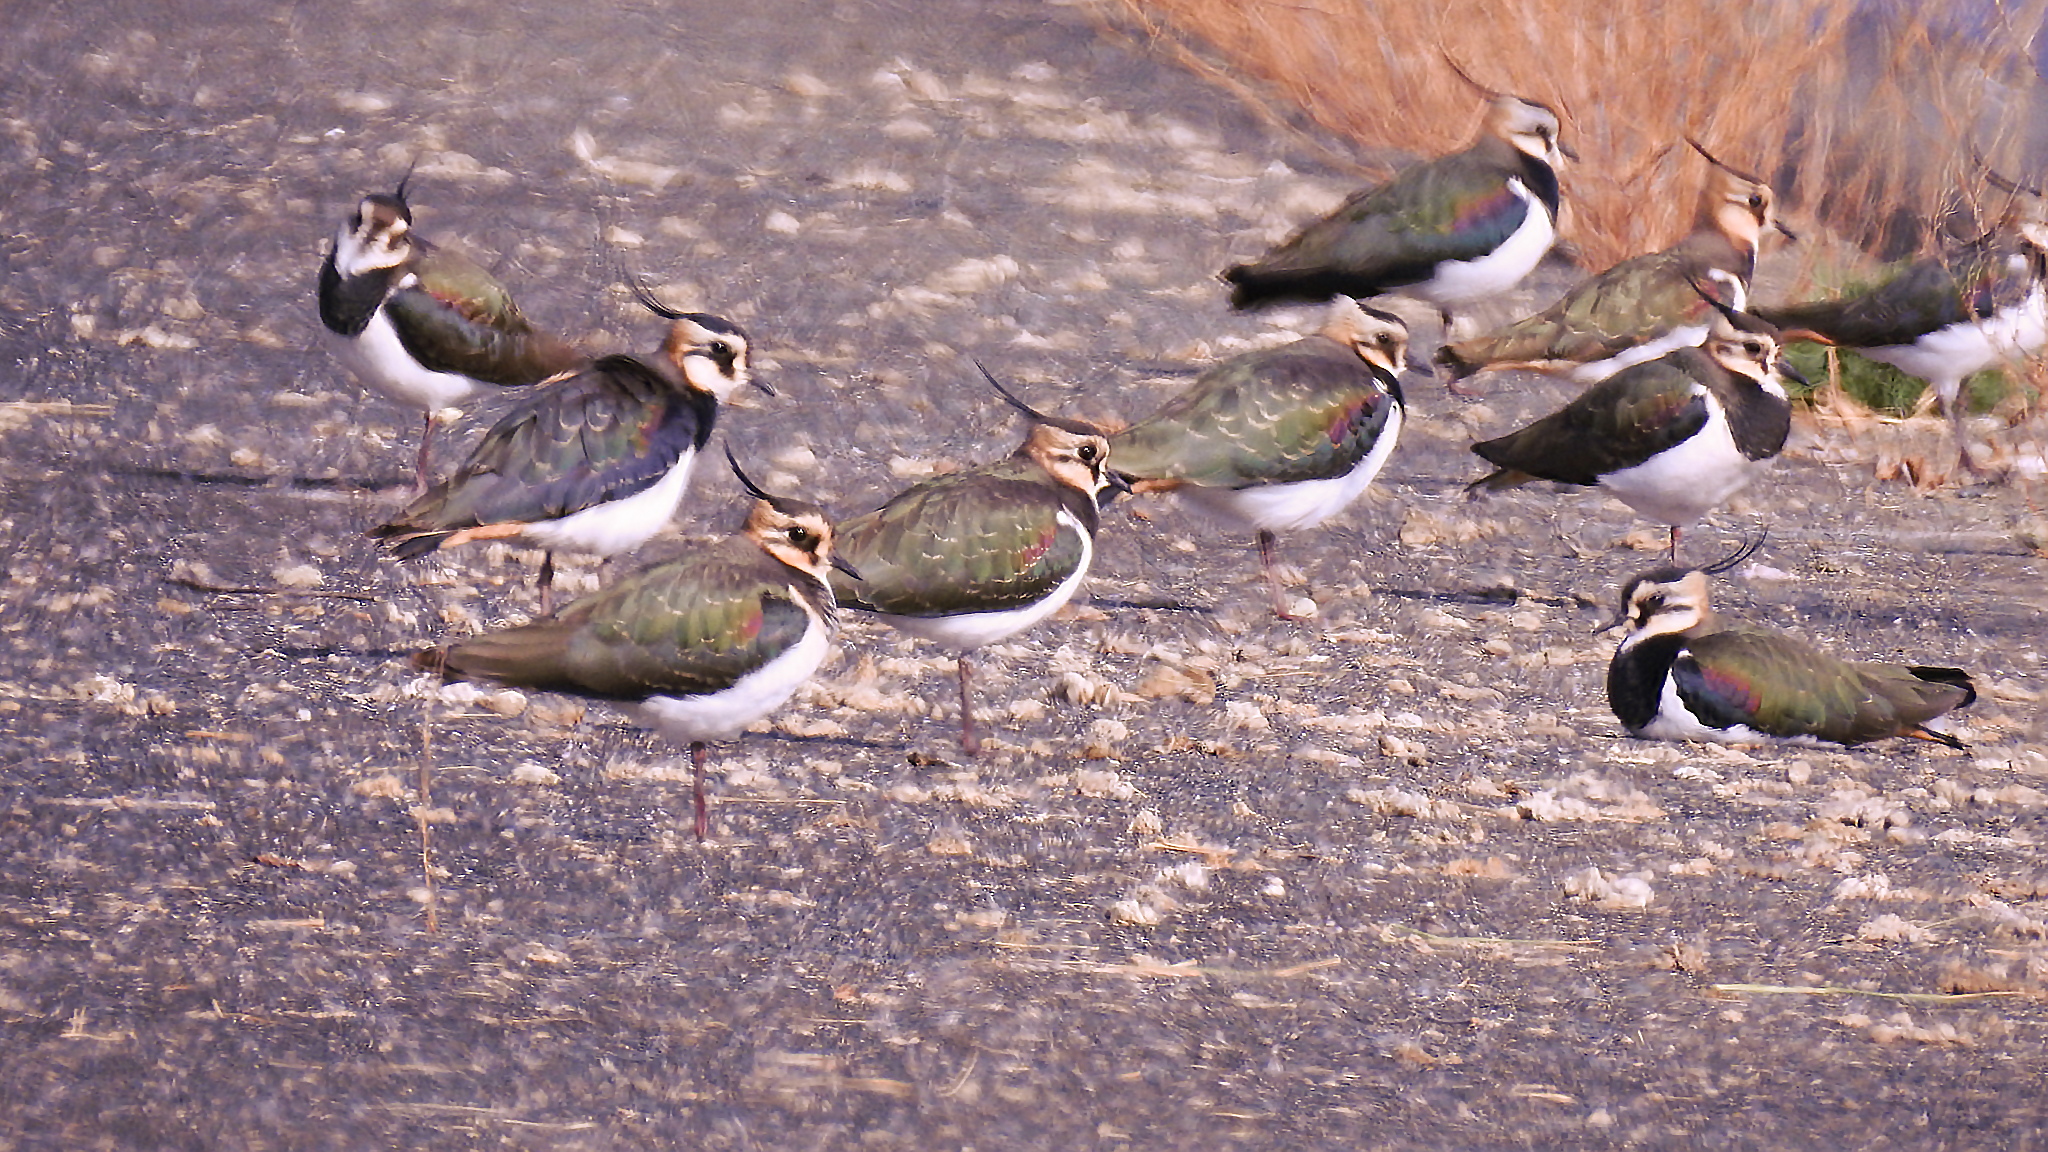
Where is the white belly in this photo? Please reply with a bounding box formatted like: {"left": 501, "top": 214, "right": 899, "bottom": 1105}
{"left": 520, "top": 447, "right": 699, "bottom": 557}
{"left": 1598, "top": 399, "right": 1760, "bottom": 527}
{"left": 325, "top": 308, "right": 484, "bottom": 412}
{"left": 1634, "top": 674, "right": 1822, "bottom": 746}
{"left": 873, "top": 510, "right": 1093, "bottom": 650}
{"left": 639, "top": 607, "right": 831, "bottom": 743}
{"left": 1415, "top": 181, "right": 1555, "bottom": 308}
{"left": 1178, "top": 403, "right": 1403, "bottom": 533}
{"left": 1860, "top": 284, "right": 2048, "bottom": 406}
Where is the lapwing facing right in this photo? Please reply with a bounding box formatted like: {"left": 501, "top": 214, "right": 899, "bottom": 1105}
{"left": 418, "top": 452, "right": 857, "bottom": 839}
{"left": 1436, "top": 138, "right": 1790, "bottom": 386}
{"left": 832, "top": 370, "right": 1129, "bottom": 756}
{"left": 1465, "top": 296, "right": 1799, "bottom": 559}
{"left": 317, "top": 173, "right": 586, "bottom": 491}
{"left": 1755, "top": 182, "right": 2048, "bottom": 477}
{"left": 1109, "top": 298, "right": 1410, "bottom": 617}
{"left": 372, "top": 283, "right": 759, "bottom": 613}
{"left": 1603, "top": 537, "right": 1976, "bottom": 749}
{"left": 1221, "top": 68, "right": 1568, "bottom": 337}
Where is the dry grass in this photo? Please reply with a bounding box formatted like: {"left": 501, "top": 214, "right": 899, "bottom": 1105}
{"left": 1098, "top": 0, "right": 2046, "bottom": 270}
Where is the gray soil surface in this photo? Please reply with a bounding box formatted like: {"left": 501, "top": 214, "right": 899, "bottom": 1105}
{"left": 4, "top": 1, "right": 2048, "bottom": 1147}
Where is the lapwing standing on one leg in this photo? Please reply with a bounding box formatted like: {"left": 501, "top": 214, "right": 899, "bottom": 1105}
{"left": 1756, "top": 186, "right": 2047, "bottom": 478}
{"left": 1465, "top": 297, "right": 1800, "bottom": 559}
{"left": 1602, "top": 537, "right": 1976, "bottom": 749}
{"left": 317, "top": 173, "right": 586, "bottom": 491}
{"left": 417, "top": 452, "right": 858, "bottom": 839}
{"left": 1109, "top": 298, "right": 1410, "bottom": 617}
{"left": 372, "top": 283, "right": 760, "bottom": 613}
{"left": 1222, "top": 66, "right": 1568, "bottom": 338}
{"left": 832, "top": 370, "right": 1129, "bottom": 756}
{"left": 1436, "top": 138, "right": 1792, "bottom": 386}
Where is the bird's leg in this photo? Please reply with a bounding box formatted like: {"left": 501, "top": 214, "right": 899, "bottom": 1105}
{"left": 538, "top": 551, "right": 556, "bottom": 616}
{"left": 691, "top": 741, "right": 710, "bottom": 840}
{"left": 414, "top": 412, "right": 437, "bottom": 496}
{"left": 1259, "top": 529, "right": 1306, "bottom": 620}
{"left": 956, "top": 654, "right": 981, "bottom": 757}
{"left": 1948, "top": 401, "right": 1992, "bottom": 479}
{"left": 1668, "top": 524, "right": 1681, "bottom": 564}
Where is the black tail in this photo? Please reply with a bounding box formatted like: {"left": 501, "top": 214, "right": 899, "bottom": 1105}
{"left": 1909, "top": 666, "right": 1977, "bottom": 708}
{"left": 365, "top": 524, "right": 453, "bottom": 561}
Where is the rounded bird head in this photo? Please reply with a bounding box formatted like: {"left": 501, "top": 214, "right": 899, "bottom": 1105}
{"left": 1689, "top": 139, "right": 1788, "bottom": 252}
{"left": 331, "top": 191, "right": 415, "bottom": 277}
{"left": 1609, "top": 568, "right": 1714, "bottom": 647}
{"left": 744, "top": 497, "right": 848, "bottom": 582}
{"left": 1021, "top": 421, "right": 1125, "bottom": 505}
{"left": 1323, "top": 297, "right": 1412, "bottom": 378}
{"left": 1486, "top": 94, "right": 1568, "bottom": 168}
{"left": 1701, "top": 309, "right": 1798, "bottom": 399}
{"left": 662, "top": 313, "right": 755, "bottom": 400}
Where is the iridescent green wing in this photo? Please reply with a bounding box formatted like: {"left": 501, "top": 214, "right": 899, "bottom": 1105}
{"left": 1472, "top": 352, "right": 1712, "bottom": 484}
{"left": 394, "top": 355, "right": 713, "bottom": 530}
{"left": 1113, "top": 341, "right": 1398, "bottom": 489}
{"left": 386, "top": 241, "right": 584, "bottom": 385}
{"left": 442, "top": 543, "right": 814, "bottom": 699}
{"left": 834, "top": 465, "right": 1090, "bottom": 617}
{"left": 1678, "top": 629, "right": 1972, "bottom": 745}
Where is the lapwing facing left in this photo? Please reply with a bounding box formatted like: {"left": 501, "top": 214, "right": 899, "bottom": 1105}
{"left": 1110, "top": 298, "right": 1409, "bottom": 617}
{"left": 1756, "top": 180, "right": 2047, "bottom": 477}
{"left": 832, "top": 370, "right": 1129, "bottom": 756}
{"left": 1465, "top": 296, "right": 1799, "bottom": 559}
{"left": 1222, "top": 66, "right": 1568, "bottom": 337}
{"left": 317, "top": 172, "right": 586, "bottom": 491}
{"left": 1603, "top": 537, "right": 1976, "bottom": 749}
{"left": 418, "top": 452, "right": 857, "bottom": 839}
{"left": 1437, "top": 138, "right": 1790, "bottom": 386}
{"left": 372, "top": 283, "right": 759, "bottom": 614}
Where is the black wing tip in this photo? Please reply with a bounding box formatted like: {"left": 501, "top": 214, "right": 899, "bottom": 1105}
{"left": 1909, "top": 665, "right": 1977, "bottom": 707}
{"left": 411, "top": 644, "right": 453, "bottom": 676}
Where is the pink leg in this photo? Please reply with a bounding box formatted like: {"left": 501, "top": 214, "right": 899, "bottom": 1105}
{"left": 957, "top": 655, "right": 981, "bottom": 757}
{"left": 691, "top": 742, "right": 710, "bottom": 840}
{"left": 1259, "top": 530, "right": 1305, "bottom": 620}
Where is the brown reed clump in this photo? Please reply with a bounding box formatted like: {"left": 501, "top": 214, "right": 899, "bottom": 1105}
{"left": 1098, "top": 0, "right": 2046, "bottom": 271}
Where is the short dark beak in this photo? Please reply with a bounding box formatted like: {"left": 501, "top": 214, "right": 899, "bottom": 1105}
{"left": 830, "top": 554, "right": 862, "bottom": 581}
{"left": 1593, "top": 608, "right": 1627, "bottom": 635}
{"left": 751, "top": 376, "right": 777, "bottom": 398}
{"left": 1776, "top": 359, "right": 1810, "bottom": 390}
{"left": 1774, "top": 221, "right": 1799, "bottom": 243}
{"left": 1557, "top": 140, "right": 1580, "bottom": 162}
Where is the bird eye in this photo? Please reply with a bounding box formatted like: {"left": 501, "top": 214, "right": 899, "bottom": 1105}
{"left": 787, "top": 527, "right": 814, "bottom": 547}
{"left": 1078, "top": 443, "right": 1100, "bottom": 463}
{"left": 1747, "top": 193, "right": 1764, "bottom": 211}
{"left": 708, "top": 341, "right": 731, "bottom": 359}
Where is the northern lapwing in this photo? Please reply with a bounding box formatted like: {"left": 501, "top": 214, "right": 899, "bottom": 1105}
{"left": 832, "top": 369, "right": 1129, "bottom": 755}
{"left": 1222, "top": 68, "right": 1568, "bottom": 337}
{"left": 1756, "top": 185, "right": 2047, "bottom": 477}
{"left": 317, "top": 173, "right": 586, "bottom": 490}
{"left": 1603, "top": 537, "right": 1976, "bottom": 749}
{"left": 1109, "top": 297, "right": 1409, "bottom": 617}
{"left": 417, "top": 452, "right": 857, "bottom": 839}
{"left": 1466, "top": 297, "right": 1799, "bottom": 559}
{"left": 1437, "top": 138, "right": 1790, "bottom": 385}
{"left": 372, "top": 283, "right": 759, "bottom": 613}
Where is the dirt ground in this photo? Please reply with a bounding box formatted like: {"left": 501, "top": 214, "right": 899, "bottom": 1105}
{"left": 4, "top": 1, "right": 2048, "bottom": 1147}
